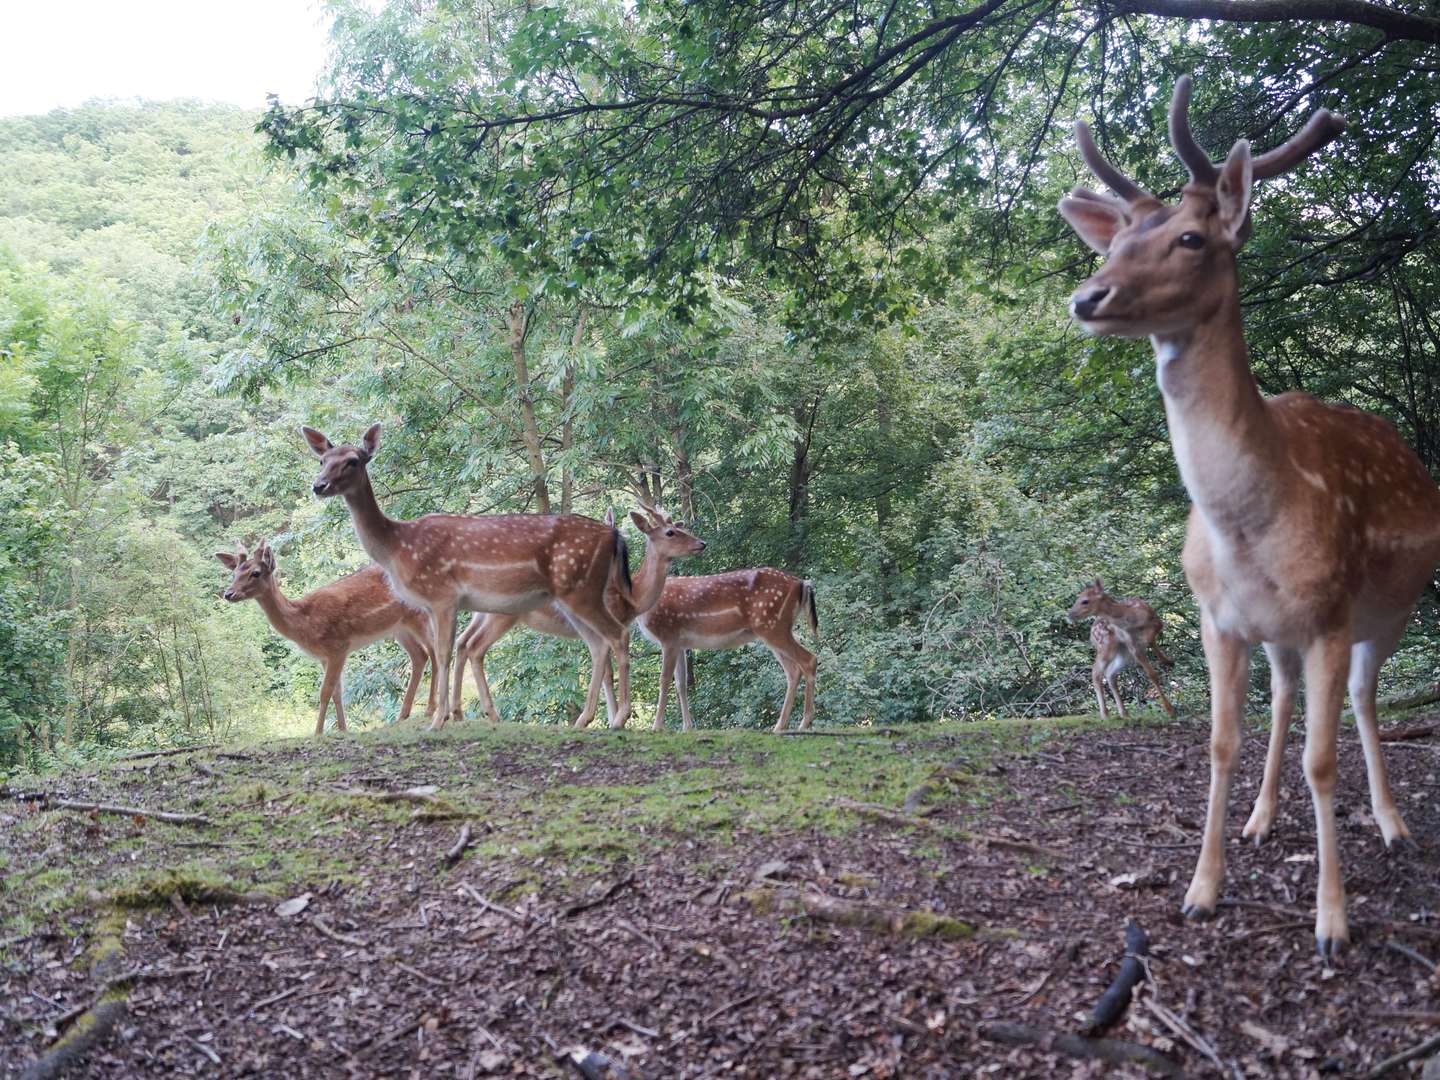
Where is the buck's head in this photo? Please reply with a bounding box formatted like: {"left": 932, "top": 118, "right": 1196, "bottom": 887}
{"left": 302, "top": 423, "right": 381, "bottom": 499}
{"left": 1060, "top": 76, "right": 1344, "bottom": 339}
{"left": 630, "top": 503, "right": 707, "bottom": 559}
{"left": 1066, "top": 577, "right": 1111, "bottom": 623}
{"left": 216, "top": 542, "right": 276, "bottom": 602}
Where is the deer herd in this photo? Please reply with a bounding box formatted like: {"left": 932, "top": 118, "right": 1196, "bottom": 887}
{"left": 213, "top": 76, "right": 1436, "bottom": 959}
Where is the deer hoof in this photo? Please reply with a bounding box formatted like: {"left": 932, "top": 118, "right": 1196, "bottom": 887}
{"left": 1314, "top": 934, "right": 1346, "bottom": 963}
{"left": 1385, "top": 834, "right": 1418, "bottom": 855}
{"left": 1180, "top": 902, "right": 1215, "bottom": 921}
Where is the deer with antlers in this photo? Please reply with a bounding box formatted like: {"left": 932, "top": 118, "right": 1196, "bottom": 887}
{"left": 216, "top": 541, "right": 436, "bottom": 737}
{"left": 1067, "top": 578, "right": 1176, "bottom": 719}
{"left": 1059, "top": 75, "right": 1440, "bottom": 957}
{"left": 638, "top": 569, "right": 819, "bottom": 732}
{"left": 451, "top": 504, "right": 707, "bottom": 728}
{"left": 302, "top": 424, "right": 633, "bottom": 730}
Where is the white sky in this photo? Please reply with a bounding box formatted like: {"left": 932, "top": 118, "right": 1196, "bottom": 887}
{"left": 0, "top": 0, "right": 335, "bottom": 117}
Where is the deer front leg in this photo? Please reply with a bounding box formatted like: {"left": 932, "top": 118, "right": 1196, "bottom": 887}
{"left": 315, "top": 658, "right": 343, "bottom": 738}
{"left": 571, "top": 633, "right": 612, "bottom": 729}
{"left": 1243, "top": 643, "right": 1299, "bottom": 845}
{"left": 459, "top": 614, "right": 515, "bottom": 725}
{"left": 653, "top": 646, "right": 679, "bottom": 732}
{"left": 674, "top": 649, "right": 696, "bottom": 732}
{"left": 1350, "top": 637, "right": 1410, "bottom": 849}
{"left": 1304, "top": 630, "right": 1352, "bottom": 959}
{"left": 1182, "top": 614, "right": 1249, "bottom": 921}
{"left": 1092, "top": 662, "right": 1110, "bottom": 720}
{"left": 426, "top": 602, "right": 459, "bottom": 731}
{"left": 1107, "top": 666, "right": 1127, "bottom": 718}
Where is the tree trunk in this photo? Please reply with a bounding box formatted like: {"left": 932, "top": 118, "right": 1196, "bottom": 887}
{"left": 787, "top": 396, "right": 821, "bottom": 567}
{"left": 560, "top": 309, "right": 586, "bottom": 515}
{"left": 663, "top": 398, "right": 695, "bottom": 524}
{"left": 508, "top": 301, "right": 551, "bottom": 514}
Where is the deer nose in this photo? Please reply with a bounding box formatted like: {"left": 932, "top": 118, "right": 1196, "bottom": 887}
{"left": 312, "top": 481, "right": 328, "bottom": 495}
{"left": 223, "top": 590, "right": 235, "bottom": 601}
{"left": 1071, "top": 286, "right": 1111, "bottom": 320}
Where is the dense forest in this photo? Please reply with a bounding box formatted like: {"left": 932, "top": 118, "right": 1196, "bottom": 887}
{"left": 4, "top": 0, "right": 1440, "bottom": 771}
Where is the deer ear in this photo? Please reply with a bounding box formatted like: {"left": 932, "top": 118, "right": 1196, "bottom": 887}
{"left": 259, "top": 544, "right": 275, "bottom": 572}
{"left": 1059, "top": 193, "right": 1127, "bottom": 255}
{"left": 603, "top": 507, "right": 615, "bottom": 526}
{"left": 1216, "top": 140, "right": 1253, "bottom": 246}
{"left": 360, "top": 423, "right": 382, "bottom": 458}
{"left": 300, "top": 426, "right": 332, "bottom": 456}
{"left": 215, "top": 552, "right": 240, "bottom": 569}
{"left": 629, "top": 511, "right": 651, "bottom": 532}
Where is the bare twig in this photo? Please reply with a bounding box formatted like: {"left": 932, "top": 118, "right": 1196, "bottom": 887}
{"left": 1142, "top": 994, "right": 1228, "bottom": 1076}
{"left": 979, "top": 1021, "right": 1183, "bottom": 1076}
{"left": 2, "top": 790, "right": 210, "bottom": 827}
{"left": 311, "top": 917, "right": 367, "bottom": 949}
{"left": 441, "top": 821, "right": 474, "bottom": 868}
{"left": 117, "top": 744, "right": 218, "bottom": 762}
{"left": 563, "top": 873, "right": 636, "bottom": 918}
{"left": 1363, "top": 1031, "right": 1440, "bottom": 1079}
{"left": 459, "top": 883, "right": 525, "bottom": 924}
{"left": 1384, "top": 938, "right": 1437, "bottom": 974}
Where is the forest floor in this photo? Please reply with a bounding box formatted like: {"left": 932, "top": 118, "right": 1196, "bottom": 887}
{"left": 3, "top": 711, "right": 1439, "bottom": 1079}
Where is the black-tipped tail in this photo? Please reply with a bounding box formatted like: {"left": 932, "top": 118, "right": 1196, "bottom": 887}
{"left": 611, "top": 528, "right": 632, "bottom": 595}
{"left": 802, "top": 579, "right": 819, "bottom": 640}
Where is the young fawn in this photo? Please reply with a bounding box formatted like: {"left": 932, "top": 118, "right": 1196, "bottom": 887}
{"left": 637, "top": 569, "right": 819, "bottom": 732}
{"left": 1066, "top": 578, "right": 1176, "bottom": 718}
{"left": 452, "top": 504, "right": 706, "bottom": 728}
{"left": 217, "top": 541, "right": 435, "bottom": 736}
{"left": 1060, "top": 75, "right": 1440, "bottom": 956}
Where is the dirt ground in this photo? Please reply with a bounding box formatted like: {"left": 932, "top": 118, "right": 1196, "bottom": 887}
{"left": 3, "top": 713, "right": 1439, "bottom": 1078}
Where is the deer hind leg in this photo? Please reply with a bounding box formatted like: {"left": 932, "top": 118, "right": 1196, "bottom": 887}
{"left": 770, "top": 652, "right": 802, "bottom": 733}
{"left": 426, "top": 602, "right": 459, "bottom": 732}
{"left": 1350, "top": 636, "right": 1410, "bottom": 849}
{"left": 458, "top": 614, "right": 516, "bottom": 725}
{"left": 1132, "top": 646, "right": 1176, "bottom": 717}
{"left": 654, "top": 646, "right": 679, "bottom": 732}
{"left": 1243, "top": 643, "right": 1299, "bottom": 845}
{"left": 674, "top": 649, "right": 697, "bottom": 731}
{"left": 798, "top": 647, "right": 817, "bottom": 730}
{"left": 557, "top": 596, "right": 626, "bottom": 730}
{"left": 1105, "top": 654, "right": 1128, "bottom": 718}
{"left": 397, "top": 635, "right": 427, "bottom": 722}
{"left": 315, "top": 657, "right": 344, "bottom": 738}
{"left": 1304, "top": 630, "right": 1352, "bottom": 959}
{"left": 1183, "top": 613, "right": 1249, "bottom": 921}
{"left": 607, "top": 628, "right": 631, "bottom": 730}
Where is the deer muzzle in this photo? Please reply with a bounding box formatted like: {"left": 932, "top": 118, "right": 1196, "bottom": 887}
{"left": 1071, "top": 285, "right": 1112, "bottom": 321}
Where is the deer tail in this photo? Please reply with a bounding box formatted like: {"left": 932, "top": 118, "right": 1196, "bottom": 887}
{"left": 610, "top": 528, "right": 632, "bottom": 596}
{"left": 801, "top": 579, "right": 819, "bottom": 641}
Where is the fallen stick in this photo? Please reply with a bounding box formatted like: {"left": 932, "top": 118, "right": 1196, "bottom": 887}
{"left": 1142, "top": 994, "right": 1227, "bottom": 1075}
{"left": 979, "top": 1021, "right": 1182, "bottom": 1077}
{"left": 1363, "top": 1031, "right": 1440, "bottom": 1079}
{"left": 3, "top": 791, "right": 211, "bottom": 827}
{"left": 118, "top": 744, "right": 218, "bottom": 762}
{"left": 21, "top": 1000, "right": 128, "bottom": 1080}
{"left": 1379, "top": 724, "right": 1438, "bottom": 743}
{"left": 441, "top": 821, "right": 473, "bottom": 868}
{"left": 564, "top": 873, "right": 636, "bottom": 918}
{"left": 832, "top": 798, "right": 941, "bottom": 832}
{"left": 459, "top": 883, "right": 525, "bottom": 924}
{"left": 1084, "top": 920, "right": 1149, "bottom": 1035}
{"left": 1384, "top": 938, "right": 1437, "bottom": 973}
{"left": 775, "top": 728, "right": 905, "bottom": 738}
{"left": 312, "top": 917, "right": 367, "bottom": 949}
{"left": 745, "top": 887, "right": 975, "bottom": 940}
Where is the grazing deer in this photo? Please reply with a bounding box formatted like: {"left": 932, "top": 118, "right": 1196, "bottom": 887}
{"left": 216, "top": 541, "right": 435, "bottom": 737}
{"left": 1060, "top": 75, "right": 1440, "bottom": 957}
{"left": 301, "top": 424, "right": 632, "bottom": 730}
{"left": 452, "top": 504, "right": 706, "bottom": 728}
{"left": 1066, "top": 578, "right": 1176, "bottom": 718}
{"left": 637, "top": 569, "right": 819, "bottom": 732}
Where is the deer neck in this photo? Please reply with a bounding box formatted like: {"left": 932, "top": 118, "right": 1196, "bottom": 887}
{"left": 252, "top": 578, "right": 304, "bottom": 641}
{"left": 625, "top": 547, "right": 673, "bottom": 618}
{"left": 1152, "top": 294, "right": 1286, "bottom": 536}
{"left": 341, "top": 473, "right": 400, "bottom": 565}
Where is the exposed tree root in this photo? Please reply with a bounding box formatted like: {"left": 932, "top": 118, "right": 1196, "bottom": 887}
{"left": 744, "top": 887, "right": 976, "bottom": 940}
{"left": 1, "top": 788, "right": 210, "bottom": 826}
{"left": 1084, "top": 920, "right": 1149, "bottom": 1034}
{"left": 21, "top": 1000, "right": 128, "bottom": 1080}
{"left": 978, "top": 1021, "right": 1183, "bottom": 1076}
{"left": 116, "top": 744, "right": 218, "bottom": 762}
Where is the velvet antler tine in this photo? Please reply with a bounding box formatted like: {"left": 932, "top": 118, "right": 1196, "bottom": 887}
{"left": 1168, "top": 75, "right": 1220, "bottom": 186}
{"left": 1075, "top": 120, "right": 1149, "bottom": 204}
{"left": 1251, "top": 109, "right": 1347, "bottom": 179}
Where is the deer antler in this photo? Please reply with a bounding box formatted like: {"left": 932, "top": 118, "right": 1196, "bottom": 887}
{"left": 1168, "top": 75, "right": 1219, "bottom": 186}
{"left": 1169, "top": 74, "right": 1346, "bottom": 185}
{"left": 1074, "top": 120, "right": 1152, "bottom": 205}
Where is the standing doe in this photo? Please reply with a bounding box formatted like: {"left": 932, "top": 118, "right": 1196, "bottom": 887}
{"left": 1066, "top": 578, "right": 1176, "bottom": 718}
{"left": 302, "top": 424, "right": 632, "bottom": 730}
{"left": 452, "top": 503, "right": 706, "bottom": 728}
{"left": 1059, "top": 75, "right": 1440, "bottom": 956}
{"left": 638, "top": 569, "right": 819, "bottom": 732}
{"left": 216, "top": 541, "right": 435, "bottom": 737}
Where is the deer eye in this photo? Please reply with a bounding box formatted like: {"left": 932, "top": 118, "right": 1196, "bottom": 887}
{"left": 251, "top": 569, "right": 261, "bottom": 578}
{"left": 1080, "top": 598, "right": 1089, "bottom": 605}
{"left": 665, "top": 529, "right": 675, "bottom": 536}
{"left": 1177, "top": 232, "right": 1205, "bottom": 250}
{"left": 347, "top": 458, "right": 359, "bottom": 469}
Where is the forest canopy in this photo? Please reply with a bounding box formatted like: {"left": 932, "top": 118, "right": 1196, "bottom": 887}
{"left": 3, "top": 0, "right": 1439, "bottom": 771}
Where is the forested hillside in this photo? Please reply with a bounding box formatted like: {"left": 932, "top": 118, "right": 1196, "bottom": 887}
{"left": 4, "top": 0, "right": 1439, "bottom": 773}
